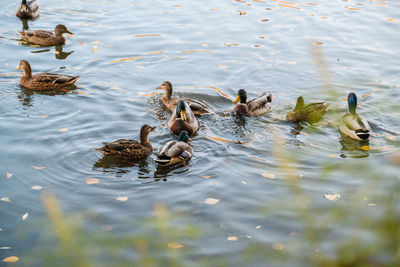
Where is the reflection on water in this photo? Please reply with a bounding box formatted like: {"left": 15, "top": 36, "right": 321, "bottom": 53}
{"left": 340, "top": 134, "right": 370, "bottom": 159}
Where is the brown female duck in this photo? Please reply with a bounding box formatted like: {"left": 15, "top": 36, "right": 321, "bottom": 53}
{"left": 157, "top": 81, "right": 212, "bottom": 116}
{"left": 95, "top": 125, "right": 156, "bottom": 161}
{"left": 286, "top": 96, "right": 329, "bottom": 123}
{"left": 168, "top": 100, "right": 199, "bottom": 136}
{"left": 16, "top": 0, "right": 39, "bottom": 19}
{"left": 16, "top": 60, "right": 79, "bottom": 90}
{"left": 19, "top": 25, "right": 73, "bottom": 46}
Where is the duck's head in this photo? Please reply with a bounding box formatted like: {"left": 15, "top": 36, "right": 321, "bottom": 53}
{"left": 347, "top": 92, "right": 357, "bottom": 115}
{"left": 178, "top": 130, "right": 191, "bottom": 143}
{"left": 176, "top": 100, "right": 187, "bottom": 121}
{"left": 140, "top": 124, "right": 156, "bottom": 136}
{"left": 20, "top": 0, "right": 27, "bottom": 12}
{"left": 294, "top": 96, "right": 305, "bottom": 111}
{"left": 156, "top": 81, "right": 172, "bottom": 92}
{"left": 55, "top": 25, "right": 73, "bottom": 36}
{"left": 234, "top": 89, "right": 247, "bottom": 104}
{"left": 16, "top": 60, "right": 31, "bottom": 75}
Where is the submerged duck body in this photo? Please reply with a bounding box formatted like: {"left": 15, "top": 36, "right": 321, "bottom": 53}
{"left": 232, "top": 89, "right": 273, "bottom": 117}
{"left": 168, "top": 100, "right": 199, "bottom": 136}
{"left": 339, "top": 92, "right": 371, "bottom": 140}
{"left": 95, "top": 125, "right": 156, "bottom": 160}
{"left": 16, "top": 0, "right": 39, "bottom": 19}
{"left": 157, "top": 81, "right": 213, "bottom": 116}
{"left": 16, "top": 60, "right": 79, "bottom": 90}
{"left": 286, "top": 96, "right": 329, "bottom": 123}
{"left": 19, "top": 25, "right": 73, "bottom": 46}
{"left": 156, "top": 130, "right": 193, "bottom": 166}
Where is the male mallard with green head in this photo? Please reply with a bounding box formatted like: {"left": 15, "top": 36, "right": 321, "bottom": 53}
{"left": 232, "top": 89, "right": 273, "bottom": 117}
{"left": 168, "top": 100, "right": 199, "bottom": 136}
{"left": 16, "top": 60, "right": 79, "bottom": 90}
{"left": 156, "top": 130, "right": 193, "bottom": 166}
{"left": 286, "top": 96, "right": 329, "bottom": 123}
{"left": 157, "top": 81, "right": 213, "bottom": 116}
{"left": 16, "top": 0, "right": 39, "bottom": 19}
{"left": 339, "top": 92, "right": 371, "bottom": 140}
{"left": 19, "top": 24, "right": 73, "bottom": 46}
{"left": 95, "top": 125, "right": 156, "bottom": 160}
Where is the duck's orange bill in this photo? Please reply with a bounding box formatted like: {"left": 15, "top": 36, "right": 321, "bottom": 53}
{"left": 180, "top": 110, "right": 186, "bottom": 121}
{"left": 234, "top": 95, "right": 240, "bottom": 104}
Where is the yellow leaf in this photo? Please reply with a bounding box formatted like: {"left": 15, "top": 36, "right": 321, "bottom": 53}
{"left": 22, "top": 212, "right": 29, "bottom": 220}
{"left": 201, "top": 42, "right": 208, "bottom": 47}
{"left": 227, "top": 236, "right": 238, "bottom": 241}
{"left": 2, "top": 256, "right": 19, "bottom": 263}
{"left": 209, "top": 8, "right": 218, "bottom": 11}
{"left": 324, "top": 193, "right": 341, "bottom": 201}
{"left": 31, "top": 186, "right": 42, "bottom": 191}
{"left": 219, "top": 65, "right": 228, "bottom": 69}
{"left": 273, "top": 243, "right": 285, "bottom": 250}
{"left": 32, "top": 166, "right": 46, "bottom": 170}
{"left": 361, "top": 145, "right": 371, "bottom": 151}
{"left": 361, "top": 93, "right": 374, "bottom": 98}
{"left": 40, "top": 115, "right": 48, "bottom": 119}
{"left": 181, "top": 50, "right": 213, "bottom": 53}
{"left": 149, "top": 51, "right": 164, "bottom": 55}
{"left": 205, "top": 135, "right": 234, "bottom": 144}
{"left": 108, "top": 56, "right": 142, "bottom": 64}
{"left": 0, "top": 73, "right": 21, "bottom": 76}
{"left": 205, "top": 198, "right": 220, "bottom": 205}
{"left": 385, "top": 18, "right": 398, "bottom": 22}
{"left": 167, "top": 242, "right": 184, "bottom": 249}
{"left": 91, "top": 41, "right": 101, "bottom": 45}
{"left": 90, "top": 46, "right": 98, "bottom": 53}
{"left": 1, "top": 197, "right": 11, "bottom": 203}
{"left": 249, "top": 155, "right": 267, "bottom": 162}
{"left": 134, "top": 34, "right": 161, "bottom": 38}
{"left": 86, "top": 178, "right": 99, "bottom": 185}
{"left": 261, "top": 172, "right": 276, "bottom": 179}
{"left": 6, "top": 173, "right": 13, "bottom": 179}
{"left": 224, "top": 42, "right": 240, "bottom": 46}
{"left": 59, "top": 128, "right": 68, "bottom": 133}
{"left": 368, "top": 203, "right": 377, "bottom": 206}
{"left": 138, "top": 91, "right": 162, "bottom": 97}
{"left": 329, "top": 154, "right": 336, "bottom": 158}
{"left": 314, "top": 41, "right": 323, "bottom": 45}
{"left": 116, "top": 196, "right": 128, "bottom": 202}
{"left": 287, "top": 61, "right": 296, "bottom": 65}
{"left": 202, "top": 175, "right": 211, "bottom": 179}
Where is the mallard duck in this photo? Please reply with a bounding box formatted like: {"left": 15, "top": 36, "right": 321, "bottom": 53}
{"left": 95, "top": 125, "right": 156, "bottom": 160}
{"left": 168, "top": 100, "right": 199, "bottom": 136}
{"left": 16, "top": 0, "right": 39, "bottom": 19}
{"left": 232, "top": 89, "right": 273, "bottom": 117}
{"left": 339, "top": 92, "right": 371, "bottom": 140}
{"left": 157, "top": 81, "right": 212, "bottom": 116}
{"left": 16, "top": 60, "right": 79, "bottom": 90}
{"left": 286, "top": 96, "right": 329, "bottom": 123}
{"left": 19, "top": 25, "right": 73, "bottom": 46}
{"left": 156, "top": 130, "right": 193, "bottom": 166}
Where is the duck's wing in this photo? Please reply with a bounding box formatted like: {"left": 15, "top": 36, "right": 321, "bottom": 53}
{"left": 34, "top": 73, "right": 79, "bottom": 85}
{"left": 28, "top": 0, "right": 40, "bottom": 14}
{"left": 28, "top": 30, "right": 53, "bottom": 39}
{"left": 246, "top": 92, "right": 273, "bottom": 116}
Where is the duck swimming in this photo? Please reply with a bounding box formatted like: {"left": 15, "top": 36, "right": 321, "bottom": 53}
{"left": 339, "top": 92, "right": 371, "bottom": 140}
{"left": 286, "top": 96, "right": 329, "bottom": 123}
{"left": 95, "top": 125, "right": 156, "bottom": 161}
{"left": 16, "top": 60, "right": 79, "bottom": 90}
{"left": 16, "top": 0, "right": 39, "bottom": 19}
{"left": 168, "top": 100, "right": 199, "bottom": 136}
{"left": 19, "top": 25, "right": 73, "bottom": 46}
{"left": 232, "top": 89, "right": 273, "bottom": 117}
{"left": 156, "top": 130, "right": 193, "bottom": 166}
{"left": 157, "top": 81, "right": 212, "bottom": 116}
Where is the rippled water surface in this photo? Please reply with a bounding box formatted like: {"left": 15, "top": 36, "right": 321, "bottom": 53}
{"left": 1, "top": 0, "right": 399, "bottom": 265}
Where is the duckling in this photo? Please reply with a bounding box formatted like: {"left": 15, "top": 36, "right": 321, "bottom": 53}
{"left": 95, "top": 125, "right": 156, "bottom": 160}
{"left": 157, "top": 81, "right": 212, "bottom": 116}
{"left": 286, "top": 96, "right": 329, "bottom": 123}
{"left": 16, "top": 0, "right": 39, "bottom": 19}
{"left": 232, "top": 89, "right": 273, "bottom": 117}
{"left": 19, "top": 25, "right": 73, "bottom": 46}
{"left": 156, "top": 130, "right": 193, "bottom": 166}
{"left": 168, "top": 100, "right": 199, "bottom": 136}
{"left": 339, "top": 92, "right": 371, "bottom": 140}
{"left": 16, "top": 60, "right": 79, "bottom": 90}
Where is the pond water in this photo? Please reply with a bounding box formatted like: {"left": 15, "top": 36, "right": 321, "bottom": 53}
{"left": 1, "top": 0, "right": 399, "bottom": 265}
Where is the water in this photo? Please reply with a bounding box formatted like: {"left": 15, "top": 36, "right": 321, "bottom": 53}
{"left": 1, "top": 0, "right": 399, "bottom": 265}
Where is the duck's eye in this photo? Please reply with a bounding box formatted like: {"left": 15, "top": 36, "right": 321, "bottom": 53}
{"left": 267, "top": 96, "right": 272, "bottom": 102}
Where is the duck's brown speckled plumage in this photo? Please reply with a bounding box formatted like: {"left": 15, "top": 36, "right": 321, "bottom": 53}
{"left": 17, "top": 60, "right": 79, "bottom": 90}
{"left": 286, "top": 96, "right": 329, "bottom": 123}
{"left": 19, "top": 25, "right": 73, "bottom": 46}
{"left": 95, "top": 125, "right": 156, "bottom": 161}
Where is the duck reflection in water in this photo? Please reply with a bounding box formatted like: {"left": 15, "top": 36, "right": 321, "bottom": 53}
{"left": 339, "top": 134, "right": 370, "bottom": 159}
{"left": 153, "top": 162, "right": 190, "bottom": 181}
{"left": 93, "top": 156, "right": 149, "bottom": 172}
{"left": 30, "top": 45, "right": 74, "bottom": 60}
{"left": 17, "top": 86, "right": 74, "bottom": 107}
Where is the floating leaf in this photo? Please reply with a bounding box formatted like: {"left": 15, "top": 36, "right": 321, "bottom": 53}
{"left": 59, "top": 128, "right": 68, "bottom": 133}
{"left": 361, "top": 93, "right": 374, "bottom": 98}
{"left": 224, "top": 42, "right": 240, "bottom": 47}
{"left": 116, "top": 196, "right": 128, "bottom": 202}
{"left": 181, "top": 50, "right": 213, "bottom": 53}
{"left": 368, "top": 203, "right": 377, "bottom": 206}
{"left": 149, "top": 51, "right": 164, "bottom": 55}
{"left": 202, "top": 175, "right": 211, "bottom": 179}
{"left": 345, "top": 6, "right": 360, "bottom": 11}
{"left": 324, "top": 193, "right": 341, "bottom": 201}
{"left": 31, "top": 186, "right": 42, "bottom": 191}
{"left": 1, "top": 197, "right": 11, "bottom": 203}
{"left": 260, "top": 19, "right": 270, "bottom": 22}
{"left": 205, "top": 198, "right": 220, "bottom": 205}
{"left": 227, "top": 236, "right": 238, "bottom": 241}
{"left": 167, "top": 242, "right": 184, "bottom": 249}
{"left": 314, "top": 41, "right": 323, "bottom": 45}
{"left": 32, "top": 166, "right": 46, "bottom": 170}
{"left": 108, "top": 56, "right": 142, "bottom": 64}
{"left": 134, "top": 34, "right": 161, "bottom": 38}
{"left": 209, "top": 8, "right": 218, "bottom": 11}
{"left": 6, "top": 173, "right": 13, "bottom": 179}
{"left": 261, "top": 172, "right": 276, "bottom": 179}
{"left": 201, "top": 42, "right": 208, "bottom": 47}
{"left": 138, "top": 91, "right": 162, "bottom": 97}
{"left": 90, "top": 46, "right": 98, "bottom": 53}
{"left": 22, "top": 212, "right": 29, "bottom": 220}
{"left": 246, "top": 235, "right": 252, "bottom": 239}
{"left": 361, "top": 145, "right": 371, "bottom": 151}
{"left": 279, "top": 4, "right": 300, "bottom": 9}
{"left": 2, "top": 256, "right": 19, "bottom": 263}
{"left": 273, "top": 243, "right": 285, "bottom": 250}
{"left": 256, "top": 225, "right": 261, "bottom": 229}
{"left": 86, "top": 178, "right": 99, "bottom": 185}
{"left": 385, "top": 18, "right": 398, "bottom": 22}
{"left": 249, "top": 155, "right": 267, "bottom": 162}
{"left": 0, "top": 247, "right": 11, "bottom": 250}
{"left": 219, "top": 65, "right": 228, "bottom": 69}
{"left": 40, "top": 115, "right": 48, "bottom": 119}
{"left": 287, "top": 61, "right": 296, "bottom": 65}
{"left": 91, "top": 41, "right": 101, "bottom": 45}
{"left": 241, "top": 180, "right": 247, "bottom": 184}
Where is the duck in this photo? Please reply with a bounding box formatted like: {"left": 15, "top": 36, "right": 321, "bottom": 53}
{"left": 168, "top": 100, "right": 199, "bottom": 136}
{"left": 339, "top": 92, "right": 371, "bottom": 140}
{"left": 156, "top": 130, "right": 193, "bottom": 166}
{"left": 232, "top": 89, "right": 273, "bottom": 116}
{"left": 156, "top": 81, "right": 212, "bottom": 116}
{"left": 19, "top": 25, "right": 73, "bottom": 46}
{"left": 286, "top": 96, "right": 329, "bottom": 123}
{"left": 16, "top": 0, "right": 39, "bottom": 19}
{"left": 95, "top": 125, "right": 156, "bottom": 160}
{"left": 16, "top": 60, "right": 79, "bottom": 90}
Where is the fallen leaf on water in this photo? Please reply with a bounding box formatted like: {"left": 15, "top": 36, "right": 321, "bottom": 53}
{"left": 227, "top": 236, "right": 238, "bottom": 241}
{"left": 361, "top": 145, "right": 371, "bottom": 151}
{"left": 90, "top": 46, "right": 98, "bottom": 53}
{"left": 287, "top": 61, "right": 296, "bottom": 65}
{"left": 314, "top": 41, "right": 323, "bottom": 45}
{"left": 31, "top": 186, "right": 42, "bottom": 191}
{"left": 40, "top": 115, "right": 48, "bottom": 119}
{"left": 32, "top": 166, "right": 46, "bottom": 170}
{"left": 138, "top": 91, "right": 162, "bottom": 97}
{"left": 59, "top": 128, "right": 68, "bottom": 133}
{"left": 1, "top": 197, "right": 11, "bottom": 203}
{"left": 149, "top": 51, "right": 164, "bottom": 55}
{"left": 368, "top": 203, "right": 377, "bottom": 206}
{"left": 224, "top": 42, "right": 240, "bottom": 46}
{"left": 2, "top": 256, "right": 19, "bottom": 263}
{"left": 86, "top": 178, "right": 99, "bottom": 184}
{"left": 209, "top": 8, "right": 218, "bottom": 11}
{"left": 345, "top": 6, "right": 360, "bottom": 10}
{"left": 0, "top": 247, "right": 11, "bottom": 250}
{"left": 256, "top": 225, "right": 261, "bottom": 229}
{"left": 385, "top": 18, "right": 398, "bottom": 22}
{"left": 279, "top": 4, "right": 300, "bottom": 9}
{"left": 6, "top": 173, "right": 13, "bottom": 179}
{"left": 219, "top": 65, "right": 228, "bottom": 69}
{"left": 0, "top": 73, "right": 21, "bottom": 76}
{"left": 249, "top": 155, "right": 267, "bottom": 162}
{"left": 201, "top": 42, "right": 208, "bottom": 47}
{"left": 22, "top": 212, "right": 29, "bottom": 220}
{"left": 241, "top": 180, "right": 247, "bottom": 184}
{"left": 261, "top": 172, "right": 276, "bottom": 179}
{"left": 134, "top": 34, "right": 161, "bottom": 38}
{"left": 202, "top": 175, "right": 211, "bottom": 179}
{"left": 108, "top": 56, "right": 142, "bottom": 64}
{"left": 205, "top": 198, "right": 220, "bottom": 205}
{"left": 167, "top": 242, "right": 184, "bottom": 249}
{"left": 329, "top": 154, "right": 336, "bottom": 158}
{"left": 116, "top": 196, "right": 128, "bottom": 202}
{"left": 91, "top": 41, "right": 101, "bottom": 45}
{"left": 361, "top": 93, "right": 375, "bottom": 98}
{"left": 181, "top": 50, "right": 213, "bottom": 53}
{"left": 273, "top": 243, "right": 285, "bottom": 250}
{"left": 260, "top": 19, "right": 270, "bottom": 22}
{"left": 324, "top": 193, "right": 341, "bottom": 201}
{"left": 205, "top": 135, "right": 234, "bottom": 144}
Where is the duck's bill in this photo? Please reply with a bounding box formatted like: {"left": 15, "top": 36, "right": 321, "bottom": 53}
{"left": 16, "top": 65, "right": 21, "bottom": 70}
{"left": 66, "top": 30, "right": 73, "bottom": 35}
{"left": 188, "top": 137, "right": 192, "bottom": 142}
{"left": 21, "top": 4, "right": 27, "bottom": 12}
{"left": 234, "top": 95, "right": 240, "bottom": 104}
{"left": 180, "top": 110, "right": 186, "bottom": 121}
{"left": 150, "top": 126, "right": 156, "bottom": 131}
